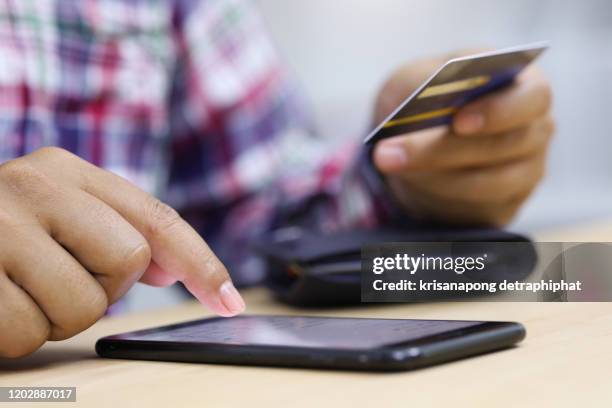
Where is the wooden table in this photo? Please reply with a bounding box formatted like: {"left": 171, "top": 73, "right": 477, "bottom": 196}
{"left": 2, "top": 220, "right": 612, "bottom": 407}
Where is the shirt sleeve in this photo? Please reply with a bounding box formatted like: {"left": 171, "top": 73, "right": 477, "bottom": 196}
{"left": 166, "top": 0, "right": 398, "bottom": 285}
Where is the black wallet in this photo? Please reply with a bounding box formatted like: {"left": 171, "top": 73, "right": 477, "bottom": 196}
{"left": 253, "top": 226, "right": 537, "bottom": 307}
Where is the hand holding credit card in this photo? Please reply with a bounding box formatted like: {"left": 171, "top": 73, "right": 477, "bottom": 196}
{"left": 368, "top": 42, "right": 553, "bottom": 227}
{"left": 365, "top": 42, "right": 548, "bottom": 144}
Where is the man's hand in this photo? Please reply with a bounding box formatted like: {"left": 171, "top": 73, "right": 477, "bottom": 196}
{"left": 372, "top": 52, "right": 554, "bottom": 226}
{"left": 0, "top": 147, "right": 245, "bottom": 357}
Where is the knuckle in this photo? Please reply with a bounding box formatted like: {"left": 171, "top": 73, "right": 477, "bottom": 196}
{"left": 45, "top": 257, "right": 108, "bottom": 340}
{"left": 0, "top": 157, "right": 57, "bottom": 201}
{"left": 0, "top": 157, "right": 40, "bottom": 184}
{"left": 82, "top": 287, "right": 108, "bottom": 325}
{"left": 119, "top": 242, "right": 152, "bottom": 278}
{"left": 85, "top": 296, "right": 107, "bottom": 328}
{"left": 31, "top": 146, "right": 74, "bottom": 162}
{"left": 202, "top": 252, "right": 229, "bottom": 283}
{"left": 145, "top": 198, "right": 182, "bottom": 237}
{"left": 50, "top": 287, "right": 108, "bottom": 341}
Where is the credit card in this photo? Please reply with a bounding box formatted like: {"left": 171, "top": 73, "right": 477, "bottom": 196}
{"left": 364, "top": 42, "right": 548, "bottom": 144}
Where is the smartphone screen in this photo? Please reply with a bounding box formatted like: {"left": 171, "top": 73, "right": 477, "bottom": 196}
{"left": 110, "top": 316, "right": 484, "bottom": 350}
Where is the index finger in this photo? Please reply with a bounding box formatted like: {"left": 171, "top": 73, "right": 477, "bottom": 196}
{"left": 32, "top": 148, "right": 245, "bottom": 316}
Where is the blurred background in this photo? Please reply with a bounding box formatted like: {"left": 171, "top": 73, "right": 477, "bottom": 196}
{"left": 127, "top": 0, "right": 612, "bottom": 310}
{"left": 256, "top": 0, "right": 612, "bottom": 232}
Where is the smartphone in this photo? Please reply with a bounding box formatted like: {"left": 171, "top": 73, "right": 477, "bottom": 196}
{"left": 96, "top": 315, "right": 525, "bottom": 371}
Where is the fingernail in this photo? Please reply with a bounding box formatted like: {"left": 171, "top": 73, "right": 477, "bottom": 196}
{"left": 376, "top": 143, "right": 408, "bottom": 170}
{"left": 455, "top": 112, "right": 485, "bottom": 134}
{"left": 219, "top": 280, "right": 246, "bottom": 315}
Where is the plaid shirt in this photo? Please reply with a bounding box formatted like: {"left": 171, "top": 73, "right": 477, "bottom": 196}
{"left": 0, "top": 0, "right": 391, "bottom": 285}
